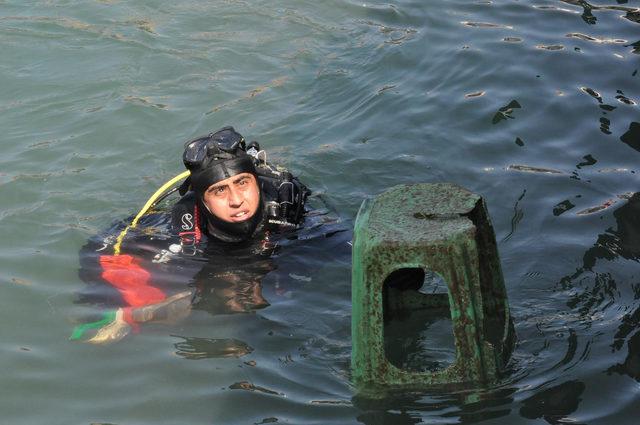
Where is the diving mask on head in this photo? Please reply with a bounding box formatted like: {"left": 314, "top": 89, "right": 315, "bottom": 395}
{"left": 181, "top": 126, "right": 264, "bottom": 243}
{"left": 181, "top": 126, "right": 258, "bottom": 195}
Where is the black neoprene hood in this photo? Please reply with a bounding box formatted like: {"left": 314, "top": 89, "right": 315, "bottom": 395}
{"left": 183, "top": 127, "right": 258, "bottom": 195}
{"left": 191, "top": 154, "right": 256, "bottom": 194}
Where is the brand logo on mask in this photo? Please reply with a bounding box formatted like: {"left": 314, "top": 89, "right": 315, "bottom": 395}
{"left": 181, "top": 213, "right": 193, "bottom": 230}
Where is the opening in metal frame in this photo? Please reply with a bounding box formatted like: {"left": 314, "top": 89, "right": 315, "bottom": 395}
{"left": 382, "top": 267, "right": 456, "bottom": 373}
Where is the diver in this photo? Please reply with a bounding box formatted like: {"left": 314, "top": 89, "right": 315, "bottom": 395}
{"left": 171, "top": 126, "right": 309, "bottom": 249}
{"left": 72, "top": 126, "right": 312, "bottom": 344}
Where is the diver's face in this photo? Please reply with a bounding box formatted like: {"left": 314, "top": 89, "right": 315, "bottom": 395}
{"left": 203, "top": 173, "right": 260, "bottom": 223}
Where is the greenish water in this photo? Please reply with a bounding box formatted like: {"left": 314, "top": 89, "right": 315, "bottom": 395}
{"left": 1, "top": 0, "right": 639, "bottom": 423}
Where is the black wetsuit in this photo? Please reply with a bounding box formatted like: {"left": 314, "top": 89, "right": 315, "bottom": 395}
{"left": 75, "top": 171, "right": 312, "bottom": 325}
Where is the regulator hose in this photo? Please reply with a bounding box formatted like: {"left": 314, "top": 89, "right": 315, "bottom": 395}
{"left": 113, "top": 170, "right": 191, "bottom": 255}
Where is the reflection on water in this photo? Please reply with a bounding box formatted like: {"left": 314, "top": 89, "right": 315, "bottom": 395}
{"left": 560, "top": 192, "right": 640, "bottom": 282}
{"left": 609, "top": 330, "right": 640, "bottom": 382}
{"left": 173, "top": 336, "right": 254, "bottom": 360}
{"left": 190, "top": 253, "right": 275, "bottom": 315}
{"left": 553, "top": 193, "right": 640, "bottom": 414}
{"left": 353, "top": 385, "right": 520, "bottom": 425}
{"left": 621, "top": 122, "right": 640, "bottom": 152}
{"left": 520, "top": 380, "right": 586, "bottom": 425}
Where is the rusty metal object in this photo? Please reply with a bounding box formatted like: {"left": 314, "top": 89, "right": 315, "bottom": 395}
{"left": 351, "top": 183, "right": 514, "bottom": 389}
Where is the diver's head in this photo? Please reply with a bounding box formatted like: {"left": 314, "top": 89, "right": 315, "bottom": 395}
{"left": 182, "top": 126, "right": 264, "bottom": 241}
{"left": 201, "top": 172, "right": 260, "bottom": 223}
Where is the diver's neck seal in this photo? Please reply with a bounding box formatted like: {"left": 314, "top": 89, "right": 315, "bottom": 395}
{"left": 199, "top": 196, "right": 265, "bottom": 243}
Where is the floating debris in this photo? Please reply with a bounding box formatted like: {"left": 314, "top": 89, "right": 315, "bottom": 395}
{"left": 576, "top": 199, "right": 617, "bottom": 216}
{"left": 567, "top": 32, "right": 597, "bottom": 42}
{"left": 507, "top": 164, "right": 563, "bottom": 174}
{"left": 492, "top": 100, "right": 521, "bottom": 124}
{"left": 465, "top": 91, "right": 485, "bottom": 98}
{"left": 580, "top": 87, "right": 602, "bottom": 103}
{"left": 129, "top": 19, "right": 156, "bottom": 34}
{"left": 515, "top": 137, "right": 525, "bottom": 146}
{"left": 553, "top": 200, "right": 576, "bottom": 216}
{"left": 377, "top": 84, "right": 397, "bottom": 95}
{"left": 600, "top": 117, "right": 611, "bottom": 135}
{"left": 254, "top": 418, "right": 278, "bottom": 425}
{"left": 616, "top": 94, "right": 636, "bottom": 105}
{"left": 461, "top": 21, "right": 512, "bottom": 29}
{"left": 503, "top": 37, "right": 522, "bottom": 43}
{"left": 566, "top": 33, "right": 626, "bottom": 44}
{"left": 576, "top": 154, "right": 597, "bottom": 169}
{"left": 123, "top": 96, "right": 168, "bottom": 110}
{"left": 536, "top": 44, "right": 564, "bottom": 50}
{"left": 229, "top": 381, "right": 283, "bottom": 396}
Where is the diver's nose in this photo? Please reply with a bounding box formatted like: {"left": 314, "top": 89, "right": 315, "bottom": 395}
{"left": 228, "top": 187, "right": 243, "bottom": 208}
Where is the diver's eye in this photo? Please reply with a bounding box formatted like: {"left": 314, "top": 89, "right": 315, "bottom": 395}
{"left": 208, "top": 186, "right": 227, "bottom": 196}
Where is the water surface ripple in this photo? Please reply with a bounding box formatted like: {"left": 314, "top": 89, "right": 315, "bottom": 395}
{"left": 1, "top": 0, "right": 639, "bottom": 424}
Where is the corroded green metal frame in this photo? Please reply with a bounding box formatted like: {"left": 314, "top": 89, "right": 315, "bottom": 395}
{"left": 351, "top": 183, "right": 514, "bottom": 388}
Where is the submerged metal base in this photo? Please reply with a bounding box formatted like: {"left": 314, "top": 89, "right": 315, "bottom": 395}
{"left": 351, "top": 183, "right": 515, "bottom": 388}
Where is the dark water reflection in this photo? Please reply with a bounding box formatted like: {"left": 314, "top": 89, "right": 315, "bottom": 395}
{"left": 173, "top": 336, "right": 254, "bottom": 360}
{"left": 560, "top": 192, "right": 640, "bottom": 284}
{"left": 353, "top": 385, "right": 519, "bottom": 424}
{"left": 520, "top": 380, "right": 586, "bottom": 424}
{"left": 557, "top": 192, "right": 640, "bottom": 385}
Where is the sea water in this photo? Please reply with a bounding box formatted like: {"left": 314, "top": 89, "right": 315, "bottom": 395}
{"left": 1, "top": 0, "right": 639, "bottom": 423}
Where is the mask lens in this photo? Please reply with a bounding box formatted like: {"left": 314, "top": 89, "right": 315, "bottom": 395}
{"left": 183, "top": 138, "right": 210, "bottom": 169}
{"left": 213, "top": 129, "right": 244, "bottom": 153}
{"left": 182, "top": 127, "right": 245, "bottom": 171}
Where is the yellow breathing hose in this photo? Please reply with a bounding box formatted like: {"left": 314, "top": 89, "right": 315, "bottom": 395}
{"left": 113, "top": 170, "right": 191, "bottom": 255}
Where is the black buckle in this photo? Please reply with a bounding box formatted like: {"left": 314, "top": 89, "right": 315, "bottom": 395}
{"left": 179, "top": 232, "right": 198, "bottom": 256}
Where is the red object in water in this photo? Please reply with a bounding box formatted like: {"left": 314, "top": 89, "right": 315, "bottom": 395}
{"left": 99, "top": 254, "right": 166, "bottom": 307}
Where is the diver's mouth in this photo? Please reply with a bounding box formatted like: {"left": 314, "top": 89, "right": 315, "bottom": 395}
{"left": 229, "top": 209, "right": 253, "bottom": 222}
